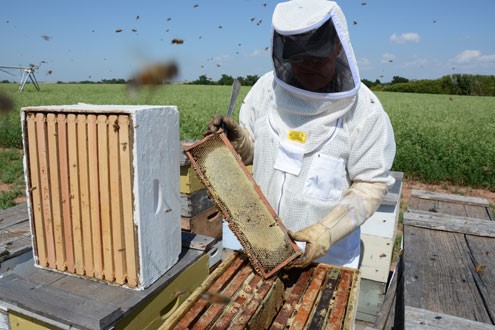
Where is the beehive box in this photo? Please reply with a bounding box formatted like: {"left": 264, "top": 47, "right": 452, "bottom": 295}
{"left": 162, "top": 253, "right": 360, "bottom": 329}
{"left": 20, "top": 104, "right": 182, "bottom": 289}
{"left": 184, "top": 133, "right": 301, "bottom": 278}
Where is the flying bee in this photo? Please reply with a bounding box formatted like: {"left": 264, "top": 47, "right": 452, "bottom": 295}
{"left": 115, "top": 28, "right": 123, "bottom": 33}
{"left": 127, "top": 61, "right": 179, "bottom": 96}
{"left": 0, "top": 91, "right": 14, "bottom": 114}
{"left": 200, "top": 292, "right": 231, "bottom": 305}
{"left": 171, "top": 38, "right": 184, "bottom": 44}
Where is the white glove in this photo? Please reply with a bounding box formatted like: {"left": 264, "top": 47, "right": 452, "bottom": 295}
{"left": 288, "top": 181, "right": 388, "bottom": 268}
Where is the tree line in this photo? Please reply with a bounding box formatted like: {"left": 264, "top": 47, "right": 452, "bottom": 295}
{"left": 3, "top": 73, "right": 495, "bottom": 96}
{"left": 362, "top": 74, "right": 495, "bottom": 97}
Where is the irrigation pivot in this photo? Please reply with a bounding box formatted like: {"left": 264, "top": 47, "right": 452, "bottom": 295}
{"left": 0, "top": 61, "right": 46, "bottom": 92}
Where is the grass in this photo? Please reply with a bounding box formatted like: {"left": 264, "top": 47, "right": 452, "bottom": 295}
{"left": 0, "top": 148, "right": 24, "bottom": 209}
{"left": 0, "top": 83, "right": 494, "bottom": 209}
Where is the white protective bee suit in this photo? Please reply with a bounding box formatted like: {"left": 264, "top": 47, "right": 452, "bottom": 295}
{"left": 222, "top": 0, "right": 396, "bottom": 268}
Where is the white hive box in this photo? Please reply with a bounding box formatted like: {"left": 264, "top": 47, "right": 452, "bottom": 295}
{"left": 20, "top": 104, "right": 181, "bottom": 289}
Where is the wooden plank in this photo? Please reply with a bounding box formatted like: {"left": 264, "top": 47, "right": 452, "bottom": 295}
{"left": 230, "top": 277, "right": 277, "bottom": 329}
{"left": 77, "top": 114, "right": 94, "bottom": 277}
{"left": 87, "top": 114, "right": 103, "bottom": 279}
{"left": 46, "top": 113, "right": 65, "bottom": 271}
{"left": 270, "top": 268, "right": 315, "bottom": 330}
{"left": 327, "top": 270, "right": 353, "bottom": 330}
{"left": 373, "top": 254, "right": 403, "bottom": 330}
{"left": 67, "top": 114, "right": 84, "bottom": 276}
{"left": 464, "top": 235, "right": 495, "bottom": 322}
{"left": 409, "top": 197, "right": 437, "bottom": 213}
{"left": 411, "top": 189, "right": 490, "bottom": 207}
{"left": 247, "top": 278, "right": 285, "bottom": 330}
{"left": 108, "top": 114, "right": 125, "bottom": 285}
{"left": 437, "top": 200, "right": 468, "bottom": 217}
{"left": 36, "top": 113, "right": 56, "bottom": 269}
{"left": 160, "top": 252, "right": 238, "bottom": 329}
{"left": 405, "top": 306, "right": 495, "bottom": 329}
{"left": 57, "top": 114, "right": 74, "bottom": 272}
{"left": 308, "top": 268, "right": 340, "bottom": 329}
{"left": 118, "top": 114, "right": 137, "bottom": 287}
{"left": 198, "top": 269, "right": 258, "bottom": 329}
{"left": 464, "top": 204, "right": 492, "bottom": 221}
{"left": 0, "top": 204, "right": 29, "bottom": 230}
{"left": 181, "top": 231, "right": 217, "bottom": 251}
{"left": 97, "top": 114, "right": 114, "bottom": 282}
{"left": 174, "top": 256, "right": 247, "bottom": 329}
{"left": 404, "top": 225, "right": 492, "bottom": 323}
{"left": 290, "top": 264, "right": 327, "bottom": 330}
{"left": 0, "top": 273, "right": 123, "bottom": 329}
{"left": 25, "top": 115, "right": 47, "bottom": 266}
{"left": 404, "top": 212, "right": 495, "bottom": 238}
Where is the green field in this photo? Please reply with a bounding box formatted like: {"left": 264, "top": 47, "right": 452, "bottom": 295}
{"left": 1, "top": 83, "right": 494, "bottom": 208}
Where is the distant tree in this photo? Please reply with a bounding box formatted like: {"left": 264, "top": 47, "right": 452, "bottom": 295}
{"left": 244, "top": 75, "right": 259, "bottom": 86}
{"left": 217, "top": 74, "right": 234, "bottom": 86}
{"left": 391, "top": 76, "right": 409, "bottom": 84}
{"left": 361, "top": 79, "right": 373, "bottom": 88}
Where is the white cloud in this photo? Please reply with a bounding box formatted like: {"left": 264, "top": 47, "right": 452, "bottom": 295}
{"left": 381, "top": 53, "right": 396, "bottom": 64}
{"left": 390, "top": 33, "right": 420, "bottom": 44}
{"left": 453, "top": 50, "right": 495, "bottom": 64}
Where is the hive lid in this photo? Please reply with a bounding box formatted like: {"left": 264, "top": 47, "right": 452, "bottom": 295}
{"left": 184, "top": 133, "right": 301, "bottom": 278}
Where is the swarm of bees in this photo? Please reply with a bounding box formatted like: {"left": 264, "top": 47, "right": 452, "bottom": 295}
{"left": 127, "top": 61, "right": 179, "bottom": 96}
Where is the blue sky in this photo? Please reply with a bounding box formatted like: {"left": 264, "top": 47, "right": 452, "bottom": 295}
{"left": 1, "top": 0, "right": 494, "bottom": 84}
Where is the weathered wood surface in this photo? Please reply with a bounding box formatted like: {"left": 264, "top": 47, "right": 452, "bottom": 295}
{"left": 0, "top": 203, "right": 31, "bottom": 264}
{"left": 404, "top": 212, "right": 495, "bottom": 237}
{"left": 373, "top": 253, "right": 403, "bottom": 330}
{"left": 0, "top": 247, "right": 204, "bottom": 329}
{"left": 408, "top": 189, "right": 493, "bottom": 220}
{"left": 404, "top": 190, "right": 495, "bottom": 326}
{"left": 405, "top": 306, "right": 495, "bottom": 330}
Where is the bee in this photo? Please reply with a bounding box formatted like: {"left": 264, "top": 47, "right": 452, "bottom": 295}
{"left": 41, "top": 35, "right": 51, "bottom": 41}
{"left": 0, "top": 91, "right": 14, "bottom": 114}
{"left": 127, "top": 61, "right": 179, "bottom": 96}
{"left": 475, "top": 264, "right": 486, "bottom": 273}
{"left": 46, "top": 70, "right": 53, "bottom": 75}
{"left": 193, "top": 4, "right": 199, "bottom": 8}
{"left": 200, "top": 292, "right": 231, "bottom": 305}
{"left": 136, "top": 15, "right": 140, "bottom": 20}
{"left": 171, "top": 38, "right": 184, "bottom": 44}
{"left": 113, "top": 119, "right": 120, "bottom": 132}
{"left": 132, "top": 28, "right": 137, "bottom": 32}
{"left": 115, "top": 28, "right": 123, "bottom": 33}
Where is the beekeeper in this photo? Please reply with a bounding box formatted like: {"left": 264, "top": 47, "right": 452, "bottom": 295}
{"left": 205, "top": 0, "right": 396, "bottom": 269}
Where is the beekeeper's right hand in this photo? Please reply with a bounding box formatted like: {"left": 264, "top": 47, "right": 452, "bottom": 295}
{"left": 203, "top": 114, "right": 254, "bottom": 165}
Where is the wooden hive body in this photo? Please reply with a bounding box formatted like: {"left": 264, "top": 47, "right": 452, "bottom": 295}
{"left": 20, "top": 104, "right": 181, "bottom": 289}
{"left": 163, "top": 253, "right": 361, "bottom": 329}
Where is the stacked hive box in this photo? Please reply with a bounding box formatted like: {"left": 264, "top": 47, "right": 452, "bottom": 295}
{"left": 180, "top": 140, "right": 222, "bottom": 240}
{"left": 162, "top": 253, "right": 360, "bottom": 329}
{"left": 20, "top": 105, "right": 182, "bottom": 289}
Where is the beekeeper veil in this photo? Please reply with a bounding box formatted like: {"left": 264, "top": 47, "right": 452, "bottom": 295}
{"left": 272, "top": 0, "right": 361, "bottom": 100}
